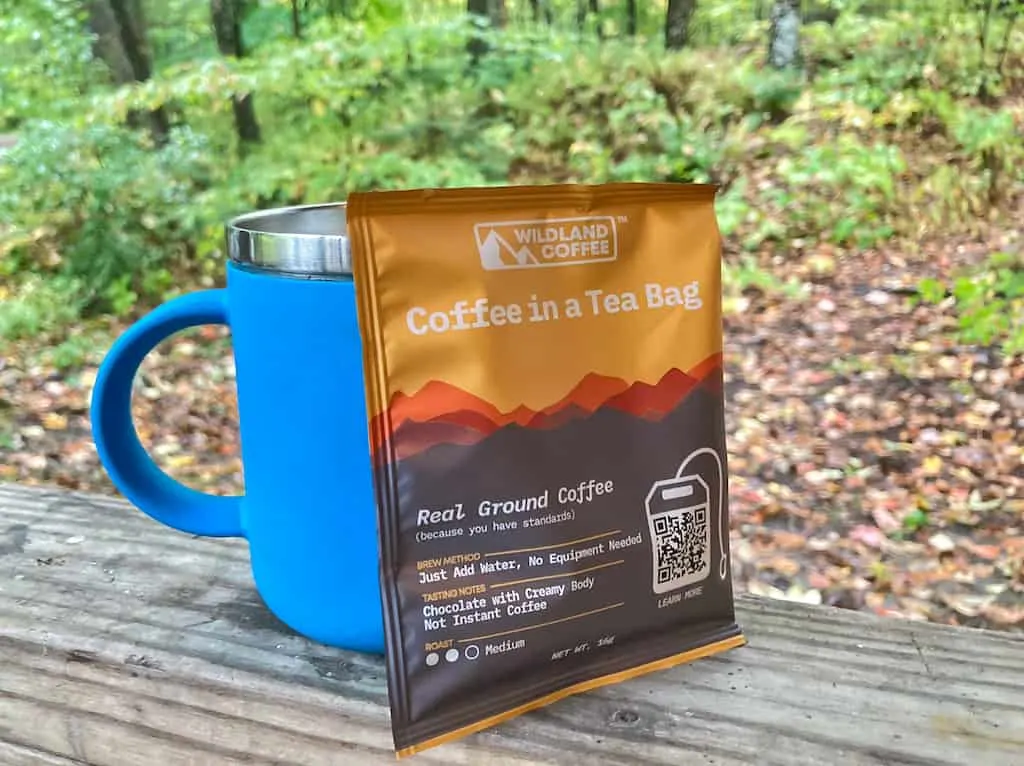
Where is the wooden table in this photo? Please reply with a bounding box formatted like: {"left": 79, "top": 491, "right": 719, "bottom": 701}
{"left": 1, "top": 483, "right": 1021, "bottom": 765}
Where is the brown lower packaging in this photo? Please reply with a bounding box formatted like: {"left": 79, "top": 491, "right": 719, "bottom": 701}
{"left": 348, "top": 182, "right": 746, "bottom": 758}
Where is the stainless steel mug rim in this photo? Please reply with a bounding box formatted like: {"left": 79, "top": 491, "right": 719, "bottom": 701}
{"left": 227, "top": 201, "right": 351, "bottom": 276}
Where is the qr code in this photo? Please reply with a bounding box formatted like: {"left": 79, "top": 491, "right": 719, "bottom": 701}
{"left": 652, "top": 508, "right": 709, "bottom": 586}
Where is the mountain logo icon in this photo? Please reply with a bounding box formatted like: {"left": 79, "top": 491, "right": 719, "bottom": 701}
{"left": 473, "top": 216, "right": 619, "bottom": 271}
{"left": 475, "top": 228, "right": 539, "bottom": 269}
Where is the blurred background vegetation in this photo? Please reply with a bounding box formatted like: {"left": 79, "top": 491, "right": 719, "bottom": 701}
{"left": 1, "top": 2, "right": 1021, "bottom": 628}
{"left": 0, "top": 0, "right": 1021, "bottom": 362}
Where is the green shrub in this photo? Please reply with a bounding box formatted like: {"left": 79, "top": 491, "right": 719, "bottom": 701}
{"left": 918, "top": 252, "right": 1024, "bottom": 357}
{"left": 0, "top": 121, "right": 216, "bottom": 315}
{"left": 0, "top": 0, "right": 99, "bottom": 129}
{"left": 0, "top": 275, "right": 83, "bottom": 342}
{"left": 740, "top": 136, "right": 906, "bottom": 248}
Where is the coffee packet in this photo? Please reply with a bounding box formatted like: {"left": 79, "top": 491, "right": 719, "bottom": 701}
{"left": 348, "top": 182, "right": 745, "bottom": 757}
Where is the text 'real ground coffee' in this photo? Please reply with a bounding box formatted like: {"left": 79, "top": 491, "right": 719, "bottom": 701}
{"left": 348, "top": 182, "right": 746, "bottom": 757}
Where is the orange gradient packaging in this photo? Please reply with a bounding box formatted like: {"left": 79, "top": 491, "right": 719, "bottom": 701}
{"left": 348, "top": 182, "right": 746, "bottom": 757}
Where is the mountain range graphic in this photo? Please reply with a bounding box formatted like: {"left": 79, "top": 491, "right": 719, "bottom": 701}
{"left": 476, "top": 228, "right": 538, "bottom": 269}
{"left": 369, "top": 353, "right": 724, "bottom": 462}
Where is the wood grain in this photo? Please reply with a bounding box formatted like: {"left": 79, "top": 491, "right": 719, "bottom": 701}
{"left": 1, "top": 483, "right": 1021, "bottom": 765}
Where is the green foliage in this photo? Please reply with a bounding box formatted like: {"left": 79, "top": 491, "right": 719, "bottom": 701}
{"left": 0, "top": 0, "right": 1021, "bottom": 360}
{"left": 0, "top": 122, "right": 215, "bottom": 315}
{"left": 146, "top": 0, "right": 219, "bottom": 67}
{"left": 0, "top": 276, "right": 84, "bottom": 342}
{"left": 721, "top": 252, "right": 807, "bottom": 313}
{"left": 0, "top": 0, "right": 100, "bottom": 129}
{"left": 918, "top": 252, "right": 1024, "bottom": 356}
{"left": 774, "top": 136, "right": 905, "bottom": 247}
{"left": 947, "top": 105, "right": 1023, "bottom": 204}
{"left": 901, "top": 507, "right": 930, "bottom": 533}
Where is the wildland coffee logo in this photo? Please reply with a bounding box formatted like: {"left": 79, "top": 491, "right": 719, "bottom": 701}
{"left": 348, "top": 182, "right": 745, "bottom": 758}
{"left": 473, "top": 215, "right": 618, "bottom": 270}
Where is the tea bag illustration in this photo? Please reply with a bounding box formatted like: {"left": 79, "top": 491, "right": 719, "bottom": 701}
{"left": 645, "top": 446, "right": 727, "bottom": 594}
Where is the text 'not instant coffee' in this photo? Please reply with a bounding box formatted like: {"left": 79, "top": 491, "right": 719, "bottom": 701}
{"left": 348, "top": 182, "right": 746, "bottom": 757}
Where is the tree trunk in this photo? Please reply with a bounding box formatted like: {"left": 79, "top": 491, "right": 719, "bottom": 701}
{"left": 467, "top": 0, "right": 505, "bottom": 60}
{"left": 209, "top": 0, "right": 261, "bottom": 149}
{"left": 591, "top": 0, "right": 604, "bottom": 40}
{"left": 290, "top": 0, "right": 302, "bottom": 38}
{"left": 665, "top": 0, "right": 697, "bottom": 50}
{"left": 626, "top": 0, "right": 638, "bottom": 36}
{"left": 87, "top": 1, "right": 134, "bottom": 83}
{"left": 767, "top": 0, "right": 801, "bottom": 68}
{"left": 577, "top": 0, "right": 603, "bottom": 38}
{"left": 468, "top": 0, "right": 506, "bottom": 27}
{"left": 86, "top": 0, "right": 170, "bottom": 144}
{"left": 529, "top": 0, "right": 553, "bottom": 24}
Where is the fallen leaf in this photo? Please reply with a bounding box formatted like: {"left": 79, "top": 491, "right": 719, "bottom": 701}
{"left": 763, "top": 556, "right": 802, "bottom": 577}
{"left": 42, "top": 412, "right": 68, "bottom": 431}
{"left": 980, "top": 604, "right": 1024, "bottom": 627}
{"left": 850, "top": 525, "right": 886, "bottom": 549}
{"left": 784, "top": 585, "right": 823, "bottom": 605}
{"left": 939, "top": 592, "right": 994, "bottom": 618}
{"left": 772, "top": 531, "right": 807, "bottom": 550}
{"left": 806, "top": 253, "right": 836, "bottom": 276}
{"left": 962, "top": 541, "right": 1001, "bottom": 560}
{"left": 871, "top": 506, "right": 901, "bottom": 532}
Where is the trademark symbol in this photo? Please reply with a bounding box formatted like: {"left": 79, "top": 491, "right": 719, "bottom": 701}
{"left": 617, "top": 215, "right": 629, "bottom": 223}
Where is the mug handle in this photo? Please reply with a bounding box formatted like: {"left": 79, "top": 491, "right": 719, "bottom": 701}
{"left": 90, "top": 289, "right": 244, "bottom": 538}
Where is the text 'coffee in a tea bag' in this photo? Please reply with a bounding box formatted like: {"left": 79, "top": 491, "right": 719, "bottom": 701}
{"left": 348, "top": 183, "right": 746, "bottom": 757}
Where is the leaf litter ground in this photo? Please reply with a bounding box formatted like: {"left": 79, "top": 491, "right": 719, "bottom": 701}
{"left": 0, "top": 234, "right": 1020, "bottom": 634}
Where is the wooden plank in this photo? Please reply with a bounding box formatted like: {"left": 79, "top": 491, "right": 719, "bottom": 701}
{"left": 0, "top": 741, "right": 88, "bottom": 766}
{"left": 1, "top": 483, "right": 1021, "bottom": 765}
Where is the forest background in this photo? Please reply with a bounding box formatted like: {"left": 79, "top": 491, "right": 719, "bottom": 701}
{"left": 1, "top": 0, "right": 1021, "bottom": 632}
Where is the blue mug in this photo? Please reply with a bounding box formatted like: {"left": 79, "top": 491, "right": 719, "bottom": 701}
{"left": 90, "top": 203, "right": 383, "bottom": 653}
